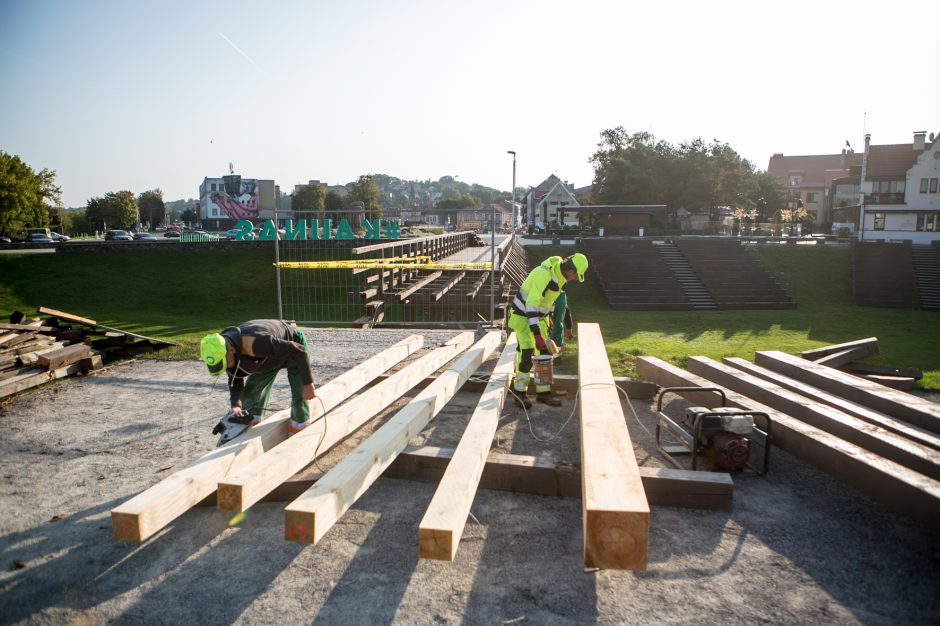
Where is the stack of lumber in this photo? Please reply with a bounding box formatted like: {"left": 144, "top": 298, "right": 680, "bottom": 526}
{"left": 799, "top": 337, "right": 922, "bottom": 390}
{"left": 0, "top": 306, "right": 175, "bottom": 399}
{"left": 636, "top": 349, "right": 940, "bottom": 532}
{"left": 113, "top": 327, "right": 728, "bottom": 571}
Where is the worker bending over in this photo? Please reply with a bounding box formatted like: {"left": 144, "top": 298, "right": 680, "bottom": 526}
{"left": 200, "top": 319, "right": 316, "bottom": 435}
{"left": 507, "top": 253, "right": 588, "bottom": 407}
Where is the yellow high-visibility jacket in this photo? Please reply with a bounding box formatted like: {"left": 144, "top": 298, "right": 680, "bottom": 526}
{"left": 510, "top": 255, "right": 565, "bottom": 336}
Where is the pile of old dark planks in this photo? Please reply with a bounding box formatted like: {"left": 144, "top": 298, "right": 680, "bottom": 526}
{"left": 0, "top": 306, "right": 175, "bottom": 399}
{"left": 799, "top": 337, "right": 922, "bottom": 390}
{"left": 636, "top": 339, "right": 940, "bottom": 532}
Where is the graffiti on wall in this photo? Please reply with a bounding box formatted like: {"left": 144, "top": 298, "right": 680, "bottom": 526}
{"left": 211, "top": 175, "right": 258, "bottom": 220}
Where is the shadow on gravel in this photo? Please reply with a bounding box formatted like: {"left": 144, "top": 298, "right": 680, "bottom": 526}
{"left": 311, "top": 482, "right": 421, "bottom": 625}
{"left": 723, "top": 453, "right": 940, "bottom": 624}
{"left": 0, "top": 501, "right": 235, "bottom": 624}
{"left": 112, "top": 508, "right": 304, "bottom": 625}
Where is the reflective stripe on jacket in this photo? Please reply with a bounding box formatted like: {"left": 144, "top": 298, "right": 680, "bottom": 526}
{"left": 511, "top": 256, "right": 565, "bottom": 335}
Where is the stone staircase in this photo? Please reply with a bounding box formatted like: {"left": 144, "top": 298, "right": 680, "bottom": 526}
{"left": 654, "top": 241, "right": 716, "bottom": 309}
{"left": 911, "top": 245, "right": 940, "bottom": 310}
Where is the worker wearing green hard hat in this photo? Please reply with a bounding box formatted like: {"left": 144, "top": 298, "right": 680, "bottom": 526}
{"left": 200, "top": 319, "right": 316, "bottom": 436}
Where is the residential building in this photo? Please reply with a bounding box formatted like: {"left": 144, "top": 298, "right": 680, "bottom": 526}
{"left": 859, "top": 131, "right": 940, "bottom": 243}
{"left": 523, "top": 175, "right": 580, "bottom": 228}
{"left": 767, "top": 149, "right": 862, "bottom": 231}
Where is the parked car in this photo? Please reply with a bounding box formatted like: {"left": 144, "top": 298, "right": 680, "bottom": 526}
{"left": 133, "top": 232, "right": 157, "bottom": 240}
{"left": 224, "top": 227, "right": 253, "bottom": 240}
{"left": 0, "top": 236, "right": 13, "bottom": 244}
{"left": 163, "top": 230, "right": 180, "bottom": 238}
{"left": 50, "top": 231, "right": 70, "bottom": 242}
{"left": 105, "top": 230, "right": 133, "bottom": 241}
{"left": 26, "top": 233, "right": 54, "bottom": 243}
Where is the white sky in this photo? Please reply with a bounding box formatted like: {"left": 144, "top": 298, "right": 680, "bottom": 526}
{"left": 1, "top": 0, "right": 938, "bottom": 207}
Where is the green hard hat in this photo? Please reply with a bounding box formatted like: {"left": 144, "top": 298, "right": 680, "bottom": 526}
{"left": 569, "top": 252, "right": 589, "bottom": 282}
{"left": 200, "top": 333, "right": 227, "bottom": 376}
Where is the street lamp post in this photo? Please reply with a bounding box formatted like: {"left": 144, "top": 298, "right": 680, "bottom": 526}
{"left": 507, "top": 151, "right": 517, "bottom": 234}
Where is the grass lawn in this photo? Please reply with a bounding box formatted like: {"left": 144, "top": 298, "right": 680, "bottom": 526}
{"left": 1, "top": 243, "right": 938, "bottom": 389}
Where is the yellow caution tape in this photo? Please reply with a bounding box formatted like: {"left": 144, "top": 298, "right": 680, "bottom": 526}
{"left": 275, "top": 255, "right": 492, "bottom": 271}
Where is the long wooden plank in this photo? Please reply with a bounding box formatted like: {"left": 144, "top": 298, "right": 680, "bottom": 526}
{"left": 284, "top": 331, "right": 502, "bottom": 545}
{"left": 723, "top": 357, "right": 940, "bottom": 452}
{"left": 578, "top": 323, "right": 649, "bottom": 570}
{"left": 217, "top": 332, "right": 475, "bottom": 512}
{"left": 636, "top": 356, "right": 940, "bottom": 532}
{"left": 110, "top": 334, "right": 424, "bottom": 542}
{"left": 841, "top": 361, "right": 923, "bottom": 380}
{"left": 0, "top": 323, "right": 57, "bottom": 333}
{"left": 36, "top": 306, "right": 96, "bottom": 326}
{"left": 800, "top": 337, "right": 879, "bottom": 361}
{"left": 687, "top": 357, "right": 940, "bottom": 481}
{"left": 755, "top": 350, "right": 940, "bottom": 434}
{"left": 418, "top": 334, "right": 518, "bottom": 561}
{"left": 813, "top": 345, "right": 874, "bottom": 369}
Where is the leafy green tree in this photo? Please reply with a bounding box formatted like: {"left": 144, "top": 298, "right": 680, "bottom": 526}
{"left": 347, "top": 175, "right": 381, "bottom": 219}
{"left": 292, "top": 183, "right": 326, "bottom": 219}
{"left": 752, "top": 171, "right": 786, "bottom": 221}
{"left": 180, "top": 208, "right": 197, "bottom": 226}
{"left": 0, "top": 151, "right": 61, "bottom": 237}
{"left": 70, "top": 209, "right": 92, "bottom": 236}
{"left": 437, "top": 194, "right": 477, "bottom": 211}
{"left": 138, "top": 189, "right": 165, "bottom": 229}
{"left": 86, "top": 191, "right": 139, "bottom": 230}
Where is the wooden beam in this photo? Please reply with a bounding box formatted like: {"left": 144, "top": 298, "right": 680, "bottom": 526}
{"left": 800, "top": 337, "right": 878, "bottom": 361}
{"left": 432, "top": 271, "right": 466, "bottom": 301}
{"left": 687, "top": 357, "right": 940, "bottom": 481}
{"left": 284, "top": 331, "right": 502, "bottom": 545}
{"left": 0, "top": 323, "right": 56, "bottom": 333}
{"left": 217, "top": 332, "right": 475, "bottom": 512}
{"left": 465, "top": 272, "right": 489, "bottom": 300}
{"left": 813, "top": 345, "right": 875, "bottom": 369}
{"left": 385, "top": 446, "right": 732, "bottom": 509}
{"left": 37, "top": 344, "right": 91, "bottom": 370}
{"left": 36, "top": 306, "right": 97, "bottom": 326}
{"left": 635, "top": 356, "right": 940, "bottom": 532}
{"left": 723, "top": 357, "right": 940, "bottom": 452}
{"left": 755, "top": 350, "right": 940, "bottom": 435}
{"left": 418, "top": 334, "right": 518, "bottom": 561}
{"left": 110, "top": 334, "right": 424, "bottom": 542}
{"left": 394, "top": 271, "right": 442, "bottom": 301}
{"left": 578, "top": 323, "right": 649, "bottom": 570}
{"left": 0, "top": 362, "right": 82, "bottom": 399}
{"left": 864, "top": 374, "right": 917, "bottom": 391}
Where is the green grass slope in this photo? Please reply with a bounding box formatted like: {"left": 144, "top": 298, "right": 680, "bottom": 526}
{"left": 1, "top": 244, "right": 938, "bottom": 389}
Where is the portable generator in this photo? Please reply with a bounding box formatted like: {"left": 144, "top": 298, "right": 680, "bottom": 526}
{"left": 654, "top": 387, "right": 771, "bottom": 475}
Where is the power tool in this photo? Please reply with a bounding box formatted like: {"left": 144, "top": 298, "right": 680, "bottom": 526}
{"left": 212, "top": 410, "right": 260, "bottom": 446}
{"left": 654, "top": 387, "right": 771, "bottom": 475}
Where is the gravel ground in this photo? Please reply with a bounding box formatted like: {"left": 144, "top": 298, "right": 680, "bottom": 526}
{"left": 0, "top": 328, "right": 938, "bottom": 625}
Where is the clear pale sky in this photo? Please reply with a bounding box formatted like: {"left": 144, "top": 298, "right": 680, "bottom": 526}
{"left": 1, "top": 0, "right": 938, "bottom": 208}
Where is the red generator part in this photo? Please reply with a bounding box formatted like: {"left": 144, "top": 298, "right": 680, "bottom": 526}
{"left": 711, "top": 434, "right": 751, "bottom": 471}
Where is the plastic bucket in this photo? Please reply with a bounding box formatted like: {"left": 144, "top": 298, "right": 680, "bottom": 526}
{"left": 532, "top": 354, "right": 554, "bottom": 387}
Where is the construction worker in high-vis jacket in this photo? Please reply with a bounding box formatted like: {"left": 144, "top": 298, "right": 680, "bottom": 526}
{"left": 507, "top": 252, "right": 588, "bottom": 408}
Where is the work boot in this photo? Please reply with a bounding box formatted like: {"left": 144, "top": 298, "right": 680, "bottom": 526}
{"left": 536, "top": 392, "right": 562, "bottom": 407}
{"left": 513, "top": 392, "right": 533, "bottom": 409}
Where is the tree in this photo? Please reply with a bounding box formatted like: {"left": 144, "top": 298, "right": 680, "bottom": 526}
{"left": 324, "top": 190, "right": 344, "bottom": 221}
{"left": 347, "top": 175, "right": 381, "bottom": 219}
{"left": 292, "top": 183, "right": 326, "bottom": 219}
{"left": 0, "top": 151, "right": 61, "bottom": 237}
{"left": 180, "top": 208, "right": 197, "bottom": 226}
{"left": 85, "top": 191, "right": 139, "bottom": 230}
{"left": 138, "top": 189, "right": 165, "bottom": 229}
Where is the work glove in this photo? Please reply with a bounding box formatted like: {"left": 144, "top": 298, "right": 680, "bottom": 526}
{"left": 565, "top": 328, "right": 574, "bottom": 341}
{"left": 534, "top": 334, "right": 547, "bottom": 352}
